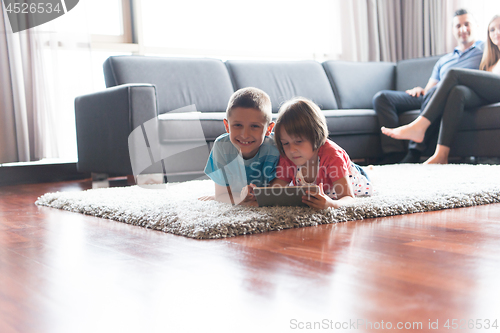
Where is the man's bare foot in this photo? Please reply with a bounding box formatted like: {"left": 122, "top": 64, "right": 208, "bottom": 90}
{"left": 381, "top": 124, "right": 426, "bottom": 143}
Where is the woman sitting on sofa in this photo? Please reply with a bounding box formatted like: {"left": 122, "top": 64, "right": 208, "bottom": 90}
{"left": 381, "top": 15, "right": 500, "bottom": 164}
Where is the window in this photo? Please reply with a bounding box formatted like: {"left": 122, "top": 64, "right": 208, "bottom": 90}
{"left": 29, "top": 0, "right": 343, "bottom": 162}
{"left": 33, "top": 0, "right": 134, "bottom": 161}
{"left": 140, "top": 0, "right": 341, "bottom": 60}
{"left": 466, "top": 0, "right": 500, "bottom": 41}
{"left": 88, "top": 0, "right": 133, "bottom": 44}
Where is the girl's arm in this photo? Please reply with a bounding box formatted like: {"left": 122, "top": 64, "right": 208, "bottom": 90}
{"left": 302, "top": 176, "right": 355, "bottom": 209}
{"left": 269, "top": 178, "right": 289, "bottom": 187}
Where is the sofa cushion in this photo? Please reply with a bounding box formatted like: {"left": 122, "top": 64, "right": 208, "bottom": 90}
{"left": 322, "top": 109, "right": 380, "bottom": 135}
{"left": 465, "top": 103, "right": 500, "bottom": 131}
{"left": 103, "top": 56, "right": 234, "bottom": 114}
{"left": 399, "top": 103, "right": 500, "bottom": 131}
{"left": 225, "top": 60, "right": 338, "bottom": 112}
{"left": 396, "top": 55, "right": 441, "bottom": 91}
{"left": 322, "top": 61, "right": 395, "bottom": 109}
{"left": 158, "top": 112, "right": 227, "bottom": 143}
{"left": 158, "top": 109, "right": 380, "bottom": 145}
{"left": 159, "top": 112, "right": 282, "bottom": 143}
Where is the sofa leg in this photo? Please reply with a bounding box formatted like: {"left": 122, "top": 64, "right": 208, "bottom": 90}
{"left": 91, "top": 173, "right": 109, "bottom": 189}
{"left": 466, "top": 156, "right": 477, "bottom": 164}
{"left": 127, "top": 175, "right": 136, "bottom": 185}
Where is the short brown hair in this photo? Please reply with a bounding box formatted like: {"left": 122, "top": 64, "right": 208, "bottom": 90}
{"left": 226, "top": 87, "right": 272, "bottom": 124}
{"left": 454, "top": 9, "right": 469, "bottom": 17}
{"left": 274, "top": 97, "right": 328, "bottom": 156}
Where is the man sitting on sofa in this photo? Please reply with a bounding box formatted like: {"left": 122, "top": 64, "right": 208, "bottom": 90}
{"left": 372, "top": 8, "right": 484, "bottom": 164}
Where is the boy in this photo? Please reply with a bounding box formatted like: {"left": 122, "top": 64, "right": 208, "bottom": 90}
{"left": 203, "top": 87, "right": 279, "bottom": 206}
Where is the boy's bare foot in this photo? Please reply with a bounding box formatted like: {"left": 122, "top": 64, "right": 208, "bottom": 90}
{"left": 381, "top": 124, "right": 426, "bottom": 143}
{"left": 198, "top": 195, "right": 215, "bottom": 201}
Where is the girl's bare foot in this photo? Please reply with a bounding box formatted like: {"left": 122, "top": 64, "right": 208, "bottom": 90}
{"left": 380, "top": 116, "right": 431, "bottom": 143}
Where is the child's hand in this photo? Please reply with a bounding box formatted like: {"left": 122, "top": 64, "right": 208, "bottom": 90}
{"left": 240, "top": 184, "right": 257, "bottom": 203}
{"left": 240, "top": 200, "right": 259, "bottom": 207}
{"left": 302, "top": 183, "right": 338, "bottom": 209}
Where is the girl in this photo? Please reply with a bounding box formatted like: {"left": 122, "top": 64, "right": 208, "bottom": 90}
{"left": 271, "top": 97, "right": 373, "bottom": 209}
{"left": 381, "top": 15, "right": 500, "bottom": 164}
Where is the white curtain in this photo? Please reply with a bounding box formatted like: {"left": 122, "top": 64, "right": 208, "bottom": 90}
{"left": 377, "top": 0, "right": 403, "bottom": 62}
{"left": 339, "top": 0, "right": 402, "bottom": 62}
{"left": 0, "top": 2, "right": 92, "bottom": 164}
{"left": 402, "top": 0, "right": 448, "bottom": 59}
{"left": 338, "top": 0, "right": 474, "bottom": 62}
{"left": 1, "top": 6, "right": 49, "bottom": 162}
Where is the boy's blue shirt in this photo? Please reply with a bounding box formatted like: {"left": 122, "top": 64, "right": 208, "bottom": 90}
{"left": 204, "top": 133, "right": 279, "bottom": 190}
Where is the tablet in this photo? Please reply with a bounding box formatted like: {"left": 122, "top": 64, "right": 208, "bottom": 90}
{"left": 253, "top": 185, "right": 320, "bottom": 207}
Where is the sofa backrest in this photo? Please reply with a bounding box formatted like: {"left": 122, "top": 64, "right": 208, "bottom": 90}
{"left": 322, "top": 61, "right": 396, "bottom": 109}
{"left": 102, "top": 55, "right": 443, "bottom": 115}
{"left": 225, "top": 60, "right": 338, "bottom": 112}
{"left": 103, "top": 56, "right": 234, "bottom": 114}
{"left": 395, "top": 55, "right": 441, "bottom": 91}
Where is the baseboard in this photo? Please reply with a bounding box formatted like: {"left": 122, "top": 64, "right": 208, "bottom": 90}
{"left": 0, "top": 162, "right": 90, "bottom": 187}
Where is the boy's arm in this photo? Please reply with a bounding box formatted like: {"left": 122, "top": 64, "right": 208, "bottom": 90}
{"left": 214, "top": 183, "right": 236, "bottom": 205}
{"left": 214, "top": 183, "right": 258, "bottom": 206}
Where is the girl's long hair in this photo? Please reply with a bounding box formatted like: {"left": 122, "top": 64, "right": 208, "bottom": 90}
{"left": 480, "top": 15, "right": 500, "bottom": 71}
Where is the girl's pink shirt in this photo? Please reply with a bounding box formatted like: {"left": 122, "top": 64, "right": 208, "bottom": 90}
{"left": 276, "top": 139, "right": 351, "bottom": 192}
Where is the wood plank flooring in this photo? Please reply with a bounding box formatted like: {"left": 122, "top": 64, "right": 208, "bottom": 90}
{"left": 1, "top": 179, "right": 500, "bottom": 333}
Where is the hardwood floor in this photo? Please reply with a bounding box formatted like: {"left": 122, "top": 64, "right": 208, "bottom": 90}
{"left": 1, "top": 179, "right": 500, "bottom": 333}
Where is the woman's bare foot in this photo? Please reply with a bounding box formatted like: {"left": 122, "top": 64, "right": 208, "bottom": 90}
{"left": 380, "top": 116, "right": 431, "bottom": 143}
{"left": 423, "top": 155, "right": 448, "bottom": 164}
{"left": 423, "top": 145, "right": 450, "bottom": 164}
{"left": 381, "top": 124, "right": 426, "bottom": 143}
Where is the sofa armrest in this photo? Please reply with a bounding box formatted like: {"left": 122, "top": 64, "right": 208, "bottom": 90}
{"left": 74, "top": 84, "right": 158, "bottom": 175}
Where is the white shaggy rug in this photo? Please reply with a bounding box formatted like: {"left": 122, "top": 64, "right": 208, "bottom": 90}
{"left": 35, "top": 164, "right": 500, "bottom": 239}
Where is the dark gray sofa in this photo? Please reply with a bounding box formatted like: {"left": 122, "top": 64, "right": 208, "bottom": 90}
{"left": 74, "top": 55, "right": 500, "bottom": 182}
